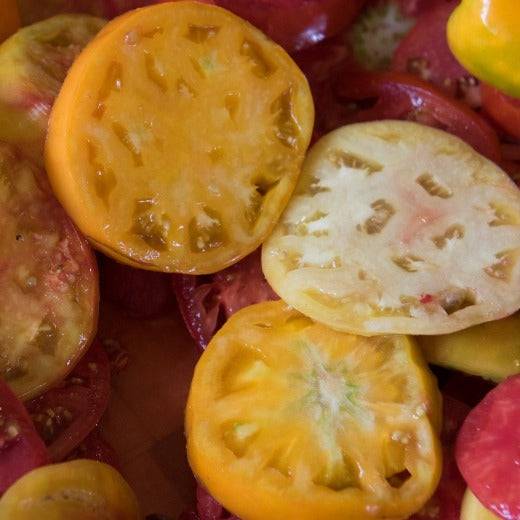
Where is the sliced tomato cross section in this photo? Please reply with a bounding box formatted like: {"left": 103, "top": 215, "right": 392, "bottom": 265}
{"left": 0, "top": 378, "right": 48, "bottom": 495}
{"left": 187, "top": 301, "right": 442, "bottom": 520}
{"left": 26, "top": 341, "right": 110, "bottom": 462}
{"left": 45, "top": 1, "right": 314, "bottom": 275}
{"left": 0, "top": 143, "right": 98, "bottom": 400}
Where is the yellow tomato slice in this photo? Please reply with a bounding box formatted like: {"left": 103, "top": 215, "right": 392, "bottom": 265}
{"left": 418, "top": 313, "right": 520, "bottom": 382}
{"left": 0, "top": 459, "right": 141, "bottom": 519}
{"left": 186, "top": 301, "right": 442, "bottom": 520}
{"left": 45, "top": 1, "right": 314, "bottom": 274}
{"left": 0, "top": 0, "right": 20, "bottom": 43}
{"left": 461, "top": 488, "right": 501, "bottom": 520}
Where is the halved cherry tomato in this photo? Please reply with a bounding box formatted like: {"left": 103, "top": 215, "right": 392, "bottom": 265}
{"left": 456, "top": 375, "right": 520, "bottom": 519}
{"left": 0, "top": 378, "right": 48, "bottom": 495}
{"left": 0, "top": 143, "right": 99, "bottom": 401}
{"left": 392, "top": 1, "right": 476, "bottom": 100}
{"left": 216, "top": 0, "right": 366, "bottom": 52}
{"left": 0, "top": 0, "right": 20, "bottom": 43}
{"left": 46, "top": 1, "right": 314, "bottom": 275}
{"left": 334, "top": 71, "right": 501, "bottom": 161}
{"left": 172, "top": 250, "right": 278, "bottom": 349}
{"left": 0, "top": 14, "right": 106, "bottom": 165}
{"left": 26, "top": 341, "right": 110, "bottom": 462}
{"left": 0, "top": 459, "right": 141, "bottom": 519}
{"left": 100, "top": 255, "right": 174, "bottom": 318}
{"left": 481, "top": 84, "right": 520, "bottom": 141}
{"left": 187, "top": 301, "right": 442, "bottom": 519}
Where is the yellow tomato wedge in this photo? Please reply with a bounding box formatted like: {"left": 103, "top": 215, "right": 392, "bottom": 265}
{"left": 45, "top": 1, "right": 314, "bottom": 274}
{"left": 461, "top": 489, "right": 501, "bottom": 519}
{"left": 418, "top": 314, "right": 520, "bottom": 382}
{"left": 0, "top": 459, "right": 141, "bottom": 519}
{"left": 186, "top": 301, "right": 442, "bottom": 520}
{"left": 0, "top": 0, "right": 20, "bottom": 43}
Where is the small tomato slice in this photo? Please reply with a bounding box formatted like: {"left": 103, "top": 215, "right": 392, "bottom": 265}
{"left": 481, "top": 84, "right": 520, "bottom": 141}
{"left": 0, "top": 143, "right": 98, "bottom": 400}
{"left": 215, "top": 0, "right": 366, "bottom": 52}
{"left": 461, "top": 489, "right": 501, "bottom": 520}
{"left": 0, "top": 378, "right": 48, "bottom": 495}
{"left": 45, "top": 2, "right": 314, "bottom": 275}
{"left": 172, "top": 250, "right": 278, "bottom": 349}
{"left": 27, "top": 341, "right": 110, "bottom": 462}
{"left": 418, "top": 313, "right": 520, "bottom": 382}
{"left": 262, "top": 121, "right": 520, "bottom": 336}
{"left": 334, "top": 71, "right": 501, "bottom": 161}
{"left": 0, "top": 0, "right": 20, "bottom": 43}
{"left": 0, "top": 459, "right": 141, "bottom": 519}
{"left": 0, "top": 14, "right": 106, "bottom": 165}
{"left": 456, "top": 375, "right": 520, "bottom": 519}
{"left": 187, "top": 300, "right": 442, "bottom": 520}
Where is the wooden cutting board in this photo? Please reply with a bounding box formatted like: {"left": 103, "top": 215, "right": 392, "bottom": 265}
{"left": 97, "top": 300, "right": 199, "bottom": 518}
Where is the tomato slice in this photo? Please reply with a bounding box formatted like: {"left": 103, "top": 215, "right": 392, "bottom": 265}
{"left": 481, "top": 84, "right": 520, "bottom": 141}
{"left": 263, "top": 120, "right": 520, "bottom": 336}
{"left": 334, "top": 71, "right": 501, "bottom": 161}
{"left": 0, "top": 143, "right": 99, "bottom": 400}
{"left": 187, "top": 301, "right": 442, "bottom": 520}
{"left": 0, "top": 378, "right": 48, "bottom": 495}
{"left": 0, "top": 459, "right": 141, "bottom": 519}
{"left": 26, "top": 341, "right": 110, "bottom": 462}
{"left": 46, "top": 2, "right": 314, "bottom": 275}
{"left": 173, "top": 250, "right": 278, "bottom": 350}
{"left": 215, "top": 0, "right": 366, "bottom": 52}
{"left": 456, "top": 375, "right": 520, "bottom": 519}
{"left": 100, "top": 255, "right": 174, "bottom": 318}
{"left": 0, "top": 14, "right": 105, "bottom": 165}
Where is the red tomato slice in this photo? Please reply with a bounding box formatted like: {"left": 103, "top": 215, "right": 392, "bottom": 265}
{"left": 66, "top": 428, "right": 120, "bottom": 469}
{"left": 456, "top": 375, "right": 520, "bottom": 519}
{"left": 397, "top": 0, "right": 446, "bottom": 16}
{"left": 196, "top": 486, "right": 239, "bottom": 520}
{"left": 100, "top": 256, "right": 173, "bottom": 319}
{"left": 215, "top": 0, "right": 366, "bottom": 52}
{"left": 392, "top": 1, "right": 480, "bottom": 103}
{"left": 172, "top": 250, "right": 278, "bottom": 350}
{"left": 26, "top": 341, "right": 110, "bottom": 462}
{"left": 0, "top": 378, "right": 48, "bottom": 494}
{"left": 412, "top": 395, "right": 469, "bottom": 520}
{"left": 481, "top": 84, "right": 520, "bottom": 141}
{"left": 334, "top": 71, "right": 501, "bottom": 161}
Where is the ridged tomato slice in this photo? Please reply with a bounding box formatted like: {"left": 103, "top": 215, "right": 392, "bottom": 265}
{"left": 187, "top": 301, "right": 441, "bottom": 520}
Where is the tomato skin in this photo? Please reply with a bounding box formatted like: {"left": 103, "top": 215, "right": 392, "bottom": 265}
{"left": 26, "top": 341, "right": 110, "bottom": 462}
{"left": 216, "top": 0, "right": 366, "bottom": 52}
{"left": 335, "top": 71, "right": 501, "bottom": 161}
{"left": 0, "top": 379, "right": 49, "bottom": 495}
{"left": 456, "top": 375, "right": 520, "bottom": 519}
{"left": 172, "top": 250, "right": 278, "bottom": 350}
{"left": 481, "top": 84, "right": 520, "bottom": 141}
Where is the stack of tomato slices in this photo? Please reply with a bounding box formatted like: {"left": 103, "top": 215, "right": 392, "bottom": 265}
{"left": 1, "top": 0, "right": 520, "bottom": 519}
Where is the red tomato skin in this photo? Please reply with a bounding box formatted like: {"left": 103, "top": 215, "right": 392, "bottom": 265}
{"left": 0, "top": 378, "right": 49, "bottom": 494}
{"left": 335, "top": 71, "right": 501, "bottom": 162}
{"left": 172, "top": 250, "right": 278, "bottom": 350}
{"left": 456, "top": 375, "right": 520, "bottom": 520}
{"left": 26, "top": 341, "right": 111, "bottom": 462}
{"left": 196, "top": 485, "right": 239, "bottom": 520}
{"left": 481, "top": 84, "right": 520, "bottom": 141}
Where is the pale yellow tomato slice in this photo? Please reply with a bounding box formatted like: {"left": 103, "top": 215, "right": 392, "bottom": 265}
{"left": 0, "top": 459, "right": 141, "bottom": 519}
{"left": 262, "top": 120, "right": 520, "bottom": 336}
{"left": 461, "top": 488, "right": 501, "bottom": 520}
{"left": 186, "top": 300, "right": 442, "bottom": 520}
{"left": 418, "top": 313, "right": 520, "bottom": 382}
{"left": 0, "top": 14, "right": 105, "bottom": 166}
{"left": 45, "top": 1, "right": 314, "bottom": 275}
{"left": 0, "top": 0, "right": 20, "bottom": 43}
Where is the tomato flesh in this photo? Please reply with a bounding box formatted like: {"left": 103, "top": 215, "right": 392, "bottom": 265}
{"left": 26, "top": 341, "right": 110, "bottom": 462}
{"left": 481, "top": 84, "right": 520, "bottom": 141}
{"left": 456, "top": 375, "right": 520, "bottom": 519}
{"left": 0, "top": 378, "right": 48, "bottom": 495}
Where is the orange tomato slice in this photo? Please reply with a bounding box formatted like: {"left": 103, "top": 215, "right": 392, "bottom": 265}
{"left": 0, "top": 0, "right": 20, "bottom": 43}
{"left": 0, "top": 459, "right": 141, "bottom": 519}
{"left": 186, "top": 300, "right": 442, "bottom": 520}
{"left": 45, "top": 1, "right": 314, "bottom": 274}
